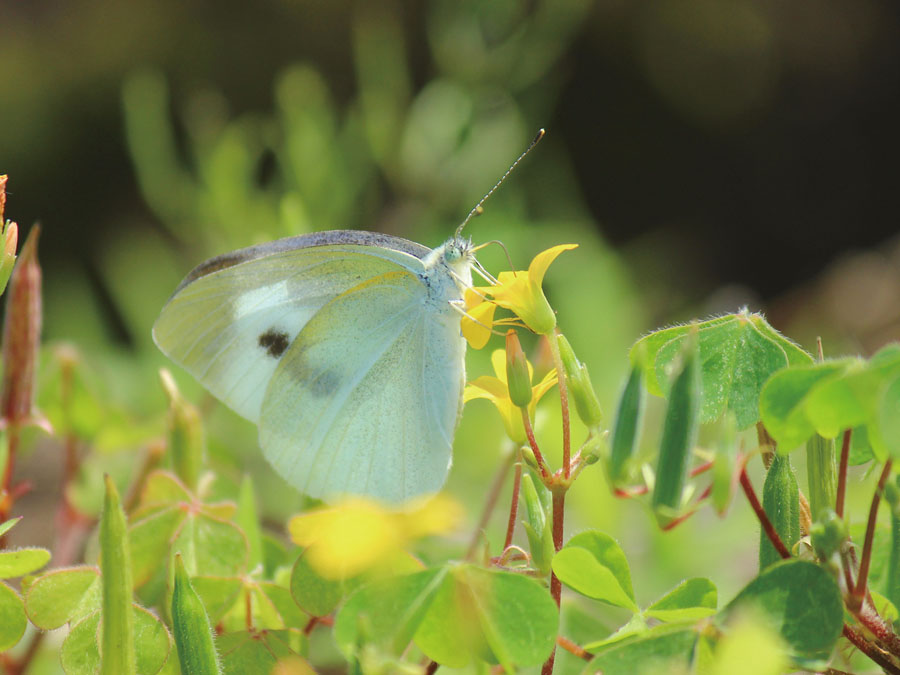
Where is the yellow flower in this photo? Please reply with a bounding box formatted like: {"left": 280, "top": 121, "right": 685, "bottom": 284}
{"left": 461, "top": 287, "right": 496, "bottom": 350}
{"left": 288, "top": 494, "right": 462, "bottom": 579}
{"left": 461, "top": 245, "right": 577, "bottom": 347}
{"left": 464, "top": 349, "right": 558, "bottom": 444}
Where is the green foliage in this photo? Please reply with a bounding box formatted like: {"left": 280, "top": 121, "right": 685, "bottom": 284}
{"left": 335, "top": 564, "right": 558, "bottom": 670}
{"left": 632, "top": 311, "right": 811, "bottom": 430}
{"left": 721, "top": 560, "right": 843, "bottom": 660}
{"left": 553, "top": 531, "right": 637, "bottom": 611}
{"left": 5, "top": 5, "right": 900, "bottom": 670}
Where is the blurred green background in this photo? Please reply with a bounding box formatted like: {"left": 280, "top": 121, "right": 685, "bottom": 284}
{"left": 3, "top": 0, "right": 900, "bottom": 668}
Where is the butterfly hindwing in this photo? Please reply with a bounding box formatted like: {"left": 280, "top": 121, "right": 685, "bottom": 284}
{"left": 259, "top": 268, "right": 465, "bottom": 502}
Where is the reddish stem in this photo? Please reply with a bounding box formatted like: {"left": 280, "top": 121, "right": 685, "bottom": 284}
{"left": 522, "top": 409, "right": 551, "bottom": 480}
{"left": 739, "top": 467, "right": 790, "bottom": 559}
{"left": 661, "top": 484, "right": 713, "bottom": 531}
{"left": 557, "top": 635, "right": 591, "bottom": 661}
{"left": 851, "top": 460, "right": 893, "bottom": 609}
{"left": 836, "top": 429, "right": 851, "bottom": 518}
{"left": 842, "top": 624, "right": 900, "bottom": 675}
{"left": 503, "top": 461, "right": 523, "bottom": 550}
{"left": 613, "top": 460, "right": 716, "bottom": 499}
{"left": 541, "top": 490, "right": 566, "bottom": 675}
{"left": 424, "top": 661, "right": 440, "bottom": 675}
{"left": 0, "top": 427, "right": 19, "bottom": 546}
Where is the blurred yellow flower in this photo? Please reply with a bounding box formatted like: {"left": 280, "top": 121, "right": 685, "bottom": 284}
{"left": 288, "top": 494, "right": 462, "bottom": 579}
{"left": 461, "top": 244, "right": 577, "bottom": 345}
{"left": 464, "top": 349, "right": 558, "bottom": 444}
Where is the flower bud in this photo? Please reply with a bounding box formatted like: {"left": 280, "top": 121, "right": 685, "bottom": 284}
{"left": 809, "top": 508, "right": 847, "bottom": 561}
{"left": 557, "top": 334, "right": 603, "bottom": 428}
{"left": 0, "top": 222, "right": 16, "bottom": 296}
{"left": 505, "top": 330, "right": 532, "bottom": 408}
{"left": 1, "top": 227, "right": 41, "bottom": 428}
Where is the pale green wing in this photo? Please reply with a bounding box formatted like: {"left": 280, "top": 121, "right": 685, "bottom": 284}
{"left": 152, "top": 232, "right": 428, "bottom": 423}
{"left": 259, "top": 269, "right": 466, "bottom": 502}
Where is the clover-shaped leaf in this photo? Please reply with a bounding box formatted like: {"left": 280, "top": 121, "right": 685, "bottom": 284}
{"left": 644, "top": 577, "right": 717, "bottom": 622}
{"left": 721, "top": 559, "right": 842, "bottom": 659}
{"left": 335, "top": 564, "right": 557, "bottom": 670}
{"left": 552, "top": 531, "right": 638, "bottom": 611}
{"left": 631, "top": 311, "right": 811, "bottom": 430}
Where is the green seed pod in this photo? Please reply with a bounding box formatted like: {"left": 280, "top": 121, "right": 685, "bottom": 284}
{"left": 557, "top": 334, "right": 603, "bottom": 428}
{"left": 759, "top": 454, "right": 800, "bottom": 571}
{"left": 805, "top": 433, "right": 836, "bottom": 522}
{"left": 172, "top": 554, "right": 222, "bottom": 674}
{"left": 100, "top": 475, "right": 136, "bottom": 675}
{"left": 652, "top": 339, "right": 700, "bottom": 527}
{"left": 608, "top": 366, "right": 645, "bottom": 486}
{"left": 520, "top": 474, "right": 553, "bottom": 575}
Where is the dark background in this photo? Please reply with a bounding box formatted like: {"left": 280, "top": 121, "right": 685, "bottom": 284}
{"left": 3, "top": 0, "right": 900, "bottom": 353}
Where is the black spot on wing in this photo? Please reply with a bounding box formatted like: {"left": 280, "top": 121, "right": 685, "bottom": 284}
{"left": 259, "top": 329, "right": 290, "bottom": 358}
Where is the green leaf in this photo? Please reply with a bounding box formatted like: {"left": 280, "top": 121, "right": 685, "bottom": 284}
{"left": 849, "top": 426, "right": 874, "bottom": 465}
{"left": 290, "top": 551, "right": 347, "bottom": 617}
{"left": 645, "top": 578, "right": 717, "bottom": 622}
{"left": 59, "top": 606, "right": 172, "bottom": 675}
{"left": 552, "top": 531, "right": 638, "bottom": 611}
{"left": 130, "top": 500, "right": 248, "bottom": 589}
{"left": 259, "top": 582, "right": 308, "bottom": 631}
{"left": 586, "top": 623, "right": 698, "bottom": 674}
{"left": 414, "top": 565, "right": 558, "bottom": 669}
{"left": 721, "top": 559, "right": 843, "bottom": 658}
{"left": 0, "top": 516, "right": 22, "bottom": 539}
{"left": 758, "top": 359, "right": 857, "bottom": 451}
{"left": 0, "top": 581, "right": 26, "bottom": 651}
{"left": 61, "top": 612, "right": 102, "bottom": 675}
{"left": 334, "top": 568, "right": 445, "bottom": 658}
{"left": 336, "top": 565, "right": 557, "bottom": 669}
{"left": 0, "top": 546, "right": 51, "bottom": 578}
{"left": 132, "top": 604, "right": 173, "bottom": 675}
{"left": 172, "top": 555, "right": 221, "bottom": 675}
{"left": 631, "top": 312, "right": 811, "bottom": 430}
{"left": 218, "top": 629, "right": 305, "bottom": 675}
{"left": 100, "top": 474, "right": 136, "bottom": 675}
{"left": 190, "top": 577, "right": 243, "bottom": 625}
{"left": 25, "top": 566, "right": 101, "bottom": 629}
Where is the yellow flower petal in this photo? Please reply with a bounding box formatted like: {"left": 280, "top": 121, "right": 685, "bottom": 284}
{"left": 528, "top": 244, "right": 578, "bottom": 287}
{"left": 461, "top": 296, "right": 496, "bottom": 350}
{"left": 288, "top": 495, "right": 461, "bottom": 580}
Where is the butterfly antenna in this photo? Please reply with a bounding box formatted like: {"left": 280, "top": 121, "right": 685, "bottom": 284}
{"left": 455, "top": 128, "right": 546, "bottom": 238}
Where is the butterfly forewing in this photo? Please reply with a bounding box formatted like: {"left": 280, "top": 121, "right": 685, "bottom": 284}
{"left": 260, "top": 269, "right": 464, "bottom": 502}
{"left": 152, "top": 234, "right": 428, "bottom": 423}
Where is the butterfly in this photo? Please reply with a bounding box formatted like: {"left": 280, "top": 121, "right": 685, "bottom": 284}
{"left": 153, "top": 230, "right": 477, "bottom": 502}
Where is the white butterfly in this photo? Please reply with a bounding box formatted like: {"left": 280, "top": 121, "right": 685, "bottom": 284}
{"left": 153, "top": 230, "right": 476, "bottom": 502}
